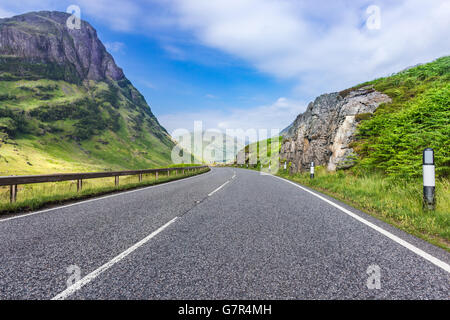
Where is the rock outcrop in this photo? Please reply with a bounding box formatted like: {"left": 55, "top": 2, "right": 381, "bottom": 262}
{"left": 281, "top": 86, "right": 391, "bottom": 172}
{"left": 0, "top": 11, "right": 124, "bottom": 82}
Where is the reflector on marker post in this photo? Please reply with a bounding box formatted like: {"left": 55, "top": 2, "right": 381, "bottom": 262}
{"left": 423, "top": 148, "right": 435, "bottom": 210}
{"left": 310, "top": 161, "right": 315, "bottom": 179}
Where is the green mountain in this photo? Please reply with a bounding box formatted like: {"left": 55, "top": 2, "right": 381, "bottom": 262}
{"left": 0, "top": 11, "right": 175, "bottom": 175}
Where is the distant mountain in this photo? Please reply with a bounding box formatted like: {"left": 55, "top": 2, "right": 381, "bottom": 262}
{"left": 175, "top": 130, "right": 243, "bottom": 164}
{"left": 0, "top": 11, "right": 175, "bottom": 174}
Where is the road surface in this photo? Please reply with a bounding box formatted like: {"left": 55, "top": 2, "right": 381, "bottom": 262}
{"left": 0, "top": 167, "right": 448, "bottom": 299}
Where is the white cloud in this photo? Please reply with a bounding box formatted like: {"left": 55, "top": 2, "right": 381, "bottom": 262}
{"left": 158, "top": 97, "right": 306, "bottom": 142}
{"left": 3, "top": 1, "right": 448, "bottom": 98}
{"left": 171, "top": 0, "right": 450, "bottom": 96}
{"left": 140, "top": 80, "right": 156, "bottom": 89}
{"left": 162, "top": 44, "right": 186, "bottom": 60}
{"left": 0, "top": 7, "right": 15, "bottom": 18}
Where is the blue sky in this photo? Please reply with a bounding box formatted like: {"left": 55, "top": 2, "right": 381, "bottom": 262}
{"left": 0, "top": 0, "right": 449, "bottom": 135}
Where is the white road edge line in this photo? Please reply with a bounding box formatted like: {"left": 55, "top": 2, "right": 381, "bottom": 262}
{"left": 208, "top": 180, "right": 230, "bottom": 197}
{"left": 208, "top": 171, "right": 235, "bottom": 197}
{"left": 271, "top": 175, "right": 450, "bottom": 274}
{"left": 52, "top": 217, "right": 178, "bottom": 300}
{"left": 0, "top": 168, "right": 213, "bottom": 223}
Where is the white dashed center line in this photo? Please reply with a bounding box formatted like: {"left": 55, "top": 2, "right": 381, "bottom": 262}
{"left": 208, "top": 180, "right": 230, "bottom": 197}
{"left": 52, "top": 217, "right": 178, "bottom": 300}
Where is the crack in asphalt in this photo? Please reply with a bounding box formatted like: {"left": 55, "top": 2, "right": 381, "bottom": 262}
{"left": 178, "top": 172, "right": 236, "bottom": 219}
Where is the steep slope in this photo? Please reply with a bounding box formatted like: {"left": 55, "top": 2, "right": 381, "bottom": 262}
{"left": 280, "top": 56, "right": 449, "bottom": 178}
{"left": 354, "top": 57, "right": 449, "bottom": 178}
{"left": 0, "top": 11, "right": 175, "bottom": 175}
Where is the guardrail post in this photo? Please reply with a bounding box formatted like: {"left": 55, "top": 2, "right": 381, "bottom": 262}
{"left": 77, "top": 179, "right": 83, "bottom": 192}
{"left": 115, "top": 176, "right": 119, "bottom": 186}
{"left": 183, "top": 169, "right": 185, "bottom": 175}
{"left": 139, "top": 174, "right": 143, "bottom": 182}
{"left": 10, "top": 185, "right": 17, "bottom": 203}
{"left": 167, "top": 170, "right": 170, "bottom": 176}
{"left": 155, "top": 172, "right": 158, "bottom": 180}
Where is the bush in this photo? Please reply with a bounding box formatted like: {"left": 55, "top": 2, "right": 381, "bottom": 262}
{"left": 0, "top": 108, "right": 31, "bottom": 137}
{"left": 0, "top": 93, "right": 17, "bottom": 101}
{"left": 354, "top": 56, "right": 450, "bottom": 178}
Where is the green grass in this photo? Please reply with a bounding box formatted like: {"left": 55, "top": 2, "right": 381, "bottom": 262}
{"left": 0, "top": 167, "right": 210, "bottom": 215}
{"left": 167, "top": 163, "right": 203, "bottom": 168}
{"left": 241, "top": 136, "right": 282, "bottom": 169}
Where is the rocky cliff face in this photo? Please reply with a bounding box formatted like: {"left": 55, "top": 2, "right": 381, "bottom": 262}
{"left": 0, "top": 11, "right": 124, "bottom": 82}
{"left": 281, "top": 86, "right": 391, "bottom": 172}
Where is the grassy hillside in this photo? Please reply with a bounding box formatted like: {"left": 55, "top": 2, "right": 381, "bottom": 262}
{"left": 0, "top": 77, "right": 175, "bottom": 175}
{"left": 239, "top": 136, "right": 282, "bottom": 169}
{"left": 353, "top": 56, "right": 450, "bottom": 178}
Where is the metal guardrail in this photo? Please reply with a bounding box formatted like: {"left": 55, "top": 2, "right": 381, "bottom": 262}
{"left": 0, "top": 166, "right": 208, "bottom": 203}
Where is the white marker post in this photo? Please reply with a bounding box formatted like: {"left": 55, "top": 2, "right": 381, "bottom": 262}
{"left": 310, "top": 162, "right": 315, "bottom": 179}
{"left": 423, "top": 148, "right": 435, "bottom": 210}
{"left": 284, "top": 161, "right": 287, "bottom": 170}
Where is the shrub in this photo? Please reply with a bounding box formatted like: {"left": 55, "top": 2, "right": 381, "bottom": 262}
{"left": 355, "top": 56, "right": 450, "bottom": 179}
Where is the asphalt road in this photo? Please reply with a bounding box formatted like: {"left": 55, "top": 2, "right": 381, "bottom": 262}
{"left": 0, "top": 167, "right": 448, "bottom": 299}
